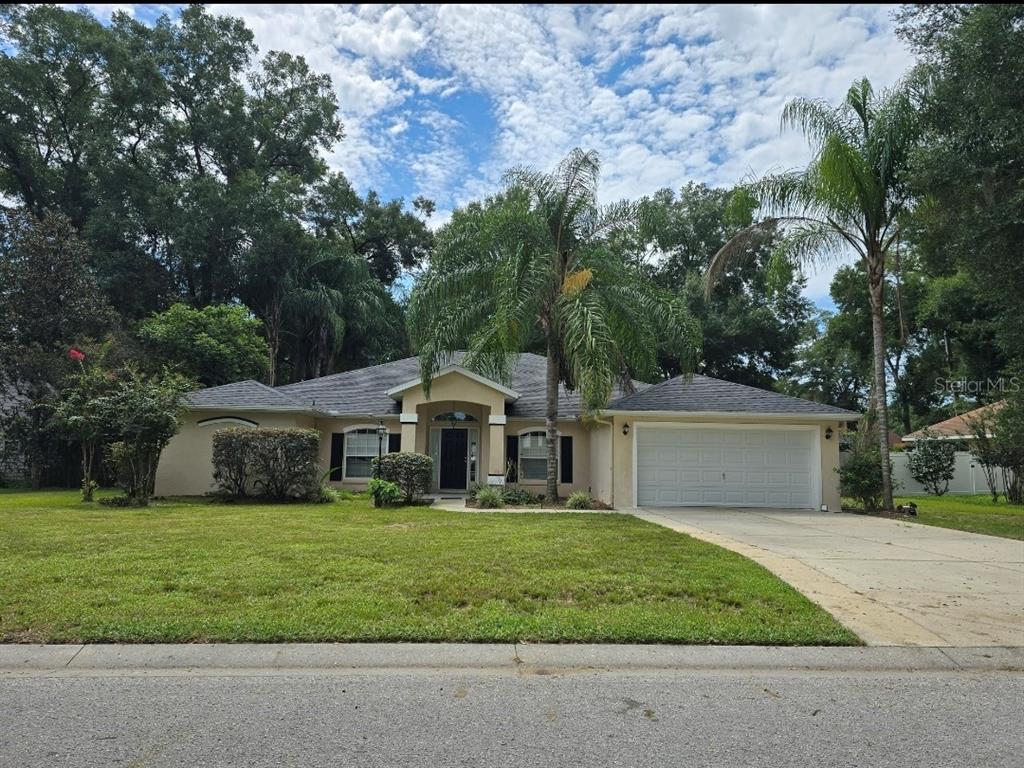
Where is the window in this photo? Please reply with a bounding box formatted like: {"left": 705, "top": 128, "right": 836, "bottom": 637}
{"left": 337, "top": 428, "right": 395, "bottom": 480}
{"left": 519, "top": 431, "right": 550, "bottom": 481}
{"left": 432, "top": 411, "right": 477, "bottom": 422}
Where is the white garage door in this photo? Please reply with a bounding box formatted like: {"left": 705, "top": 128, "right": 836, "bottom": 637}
{"left": 636, "top": 425, "right": 819, "bottom": 508}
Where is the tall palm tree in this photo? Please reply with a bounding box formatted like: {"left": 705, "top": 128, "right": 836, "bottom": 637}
{"left": 706, "top": 78, "right": 919, "bottom": 512}
{"left": 410, "top": 148, "right": 700, "bottom": 501}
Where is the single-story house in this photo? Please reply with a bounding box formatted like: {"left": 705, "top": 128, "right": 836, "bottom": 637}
{"left": 155, "top": 352, "right": 859, "bottom": 509}
{"left": 901, "top": 401, "right": 1004, "bottom": 444}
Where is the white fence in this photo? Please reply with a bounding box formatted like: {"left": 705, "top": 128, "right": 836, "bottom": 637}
{"left": 890, "top": 450, "right": 1005, "bottom": 496}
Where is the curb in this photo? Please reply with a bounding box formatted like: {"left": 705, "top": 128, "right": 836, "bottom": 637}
{"left": 2, "top": 644, "right": 1022, "bottom": 673}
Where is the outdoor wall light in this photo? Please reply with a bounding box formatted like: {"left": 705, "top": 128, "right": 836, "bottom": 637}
{"left": 825, "top": 427, "right": 834, "bottom": 440}
{"left": 622, "top": 423, "right": 630, "bottom": 436}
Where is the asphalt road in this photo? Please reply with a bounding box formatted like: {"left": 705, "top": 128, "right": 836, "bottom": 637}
{"left": 3, "top": 667, "right": 1021, "bottom": 768}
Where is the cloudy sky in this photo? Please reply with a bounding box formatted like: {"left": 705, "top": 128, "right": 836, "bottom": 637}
{"left": 82, "top": 4, "right": 914, "bottom": 306}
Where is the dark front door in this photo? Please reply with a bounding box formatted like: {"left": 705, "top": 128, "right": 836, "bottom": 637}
{"left": 439, "top": 428, "right": 468, "bottom": 490}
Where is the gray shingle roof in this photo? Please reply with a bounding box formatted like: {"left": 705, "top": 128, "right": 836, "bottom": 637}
{"left": 186, "top": 380, "right": 310, "bottom": 411}
{"left": 187, "top": 358, "right": 857, "bottom": 420}
{"left": 275, "top": 352, "right": 647, "bottom": 418}
{"left": 607, "top": 373, "right": 859, "bottom": 417}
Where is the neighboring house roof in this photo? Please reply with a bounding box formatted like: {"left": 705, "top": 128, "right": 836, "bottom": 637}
{"left": 902, "top": 401, "right": 1004, "bottom": 442}
{"left": 186, "top": 380, "right": 314, "bottom": 412}
{"left": 186, "top": 354, "right": 858, "bottom": 420}
{"left": 606, "top": 374, "right": 860, "bottom": 418}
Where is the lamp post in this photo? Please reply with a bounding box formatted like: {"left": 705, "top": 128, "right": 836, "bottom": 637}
{"left": 375, "top": 420, "right": 386, "bottom": 477}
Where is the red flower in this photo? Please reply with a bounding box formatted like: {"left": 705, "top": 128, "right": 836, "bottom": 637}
{"left": 68, "top": 348, "right": 86, "bottom": 362}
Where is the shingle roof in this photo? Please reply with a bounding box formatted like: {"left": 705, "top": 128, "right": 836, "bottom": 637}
{"left": 607, "top": 373, "right": 860, "bottom": 418}
{"left": 276, "top": 352, "right": 647, "bottom": 418}
{"left": 902, "top": 401, "right": 1004, "bottom": 441}
{"left": 186, "top": 380, "right": 311, "bottom": 411}
{"left": 187, "top": 358, "right": 857, "bottom": 420}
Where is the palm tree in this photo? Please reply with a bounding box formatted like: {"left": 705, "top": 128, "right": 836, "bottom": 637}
{"left": 706, "top": 78, "right": 919, "bottom": 512}
{"left": 409, "top": 148, "right": 699, "bottom": 502}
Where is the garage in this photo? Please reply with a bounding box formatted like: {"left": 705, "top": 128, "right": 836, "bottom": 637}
{"left": 635, "top": 424, "right": 821, "bottom": 508}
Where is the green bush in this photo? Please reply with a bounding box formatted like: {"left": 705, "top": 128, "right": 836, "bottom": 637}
{"left": 474, "top": 486, "right": 504, "bottom": 508}
{"left": 907, "top": 431, "right": 956, "bottom": 496}
{"left": 367, "top": 477, "right": 403, "bottom": 505}
{"left": 372, "top": 452, "right": 432, "bottom": 503}
{"left": 211, "top": 428, "right": 321, "bottom": 501}
{"left": 839, "top": 423, "right": 887, "bottom": 511}
{"left": 501, "top": 487, "right": 538, "bottom": 506}
{"left": 212, "top": 428, "right": 253, "bottom": 497}
{"left": 565, "top": 491, "right": 592, "bottom": 509}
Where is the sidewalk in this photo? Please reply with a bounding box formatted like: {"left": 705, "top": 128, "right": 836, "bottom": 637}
{"left": 2, "top": 643, "right": 1022, "bottom": 673}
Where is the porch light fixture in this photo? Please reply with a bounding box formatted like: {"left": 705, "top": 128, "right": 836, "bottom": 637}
{"left": 825, "top": 427, "right": 833, "bottom": 440}
{"left": 622, "top": 423, "right": 630, "bottom": 436}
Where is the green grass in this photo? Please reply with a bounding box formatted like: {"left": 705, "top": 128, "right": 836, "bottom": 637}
{"left": 897, "top": 494, "right": 1024, "bottom": 540}
{"left": 0, "top": 490, "right": 858, "bottom": 645}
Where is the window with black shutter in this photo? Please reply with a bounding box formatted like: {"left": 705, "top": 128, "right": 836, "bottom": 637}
{"left": 505, "top": 435, "right": 519, "bottom": 482}
{"left": 560, "top": 435, "right": 573, "bottom": 483}
{"left": 329, "top": 434, "right": 344, "bottom": 481}
{"left": 388, "top": 433, "right": 401, "bottom": 453}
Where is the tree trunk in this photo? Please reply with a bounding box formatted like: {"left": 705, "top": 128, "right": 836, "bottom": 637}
{"left": 545, "top": 342, "right": 559, "bottom": 503}
{"left": 265, "top": 301, "right": 282, "bottom": 386}
{"left": 867, "top": 260, "right": 895, "bottom": 512}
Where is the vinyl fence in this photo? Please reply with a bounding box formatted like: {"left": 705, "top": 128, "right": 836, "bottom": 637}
{"left": 890, "top": 450, "right": 1005, "bottom": 496}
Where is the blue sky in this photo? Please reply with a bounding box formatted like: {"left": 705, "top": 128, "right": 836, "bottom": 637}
{"left": 80, "top": 4, "right": 914, "bottom": 308}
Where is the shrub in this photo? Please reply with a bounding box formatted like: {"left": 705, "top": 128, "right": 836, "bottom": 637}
{"left": 97, "top": 368, "right": 191, "bottom": 507}
{"left": 907, "top": 431, "right": 956, "bottom": 496}
{"left": 212, "top": 428, "right": 253, "bottom": 497}
{"left": 565, "top": 491, "right": 592, "bottom": 509}
{"left": 372, "top": 452, "right": 432, "bottom": 503}
{"left": 839, "top": 423, "right": 885, "bottom": 511}
{"left": 211, "top": 428, "right": 321, "bottom": 501}
{"left": 501, "top": 487, "right": 538, "bottom": 506}
{"left": 474, "top": 486, "right": 504, "bottom": 508}
{"left": 367, "top": 477, "right": 403, "bottom": 506}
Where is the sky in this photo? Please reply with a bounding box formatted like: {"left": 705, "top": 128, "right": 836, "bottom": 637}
{"left": 78, "top": 4, "right": 915, "bottom": 308}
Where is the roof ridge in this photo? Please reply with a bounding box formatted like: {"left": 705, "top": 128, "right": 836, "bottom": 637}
{"left": 276, "top": 355, "right": 421, "bottom": 390}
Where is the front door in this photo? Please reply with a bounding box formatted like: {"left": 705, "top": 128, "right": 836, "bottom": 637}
{"left": 439, "top": 428, "right": 469, "bottom": 490}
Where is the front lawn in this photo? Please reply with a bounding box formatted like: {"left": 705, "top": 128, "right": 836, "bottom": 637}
{"left": 898, "top": 494, "right": 1024, "bottom": 540}
{"left": 0, "top": 490, "right": 857, "bottom": 645}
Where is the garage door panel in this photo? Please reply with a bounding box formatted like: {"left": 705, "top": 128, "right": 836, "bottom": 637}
{"left": 636, "top": 426, "right": 818, "bottom": 509}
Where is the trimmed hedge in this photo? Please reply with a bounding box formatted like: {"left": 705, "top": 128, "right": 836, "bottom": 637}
{"left": 212, "top": 427, "right": 321, "bottom": 501}
{"left": 372, "top": 452, "right": 432, "bottom": 503}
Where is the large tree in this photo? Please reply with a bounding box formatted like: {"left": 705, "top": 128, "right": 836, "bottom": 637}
{"left": 897, "top": 4, "right": 1024, "bottom": 366}
{"left": 409, "top": 149, "right": 699, "bottom": 501}
{"left": 0, "top": 210, "right": 113, "bottom": 486}
{"left": 707, "top": 79, "right": 920, "bottom": 511}
{"left": 639, "top": 183, "right": 812, "bottom": 387}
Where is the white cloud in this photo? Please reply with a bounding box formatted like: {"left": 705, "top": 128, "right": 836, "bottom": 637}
{"left": 183, "top": 4, "right": 914, "bottom": 303}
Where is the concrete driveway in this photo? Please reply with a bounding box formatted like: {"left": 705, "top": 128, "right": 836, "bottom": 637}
{"left": 633, "top": 508, "right": 1024, "bottom": 647}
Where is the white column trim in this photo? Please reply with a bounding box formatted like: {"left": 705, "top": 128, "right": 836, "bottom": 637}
{"left": 488, "top": 414, "right": 507, "bottom": 425}
{"left": 399, "top": 413, "right": 418, "bottom": 424}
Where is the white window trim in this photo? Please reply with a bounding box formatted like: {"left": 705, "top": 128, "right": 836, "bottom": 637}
{"left": 197, "top": 416, "right": 259, "bottom": 428}
{"left": 340, "top": 424, "right": 393, "bottom": 481}
{"left": 515, "top": 428, "right": 562, "bottom": 484}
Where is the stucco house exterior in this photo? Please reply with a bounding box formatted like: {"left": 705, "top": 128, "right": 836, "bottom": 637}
{"left": 155, "top": 352, "right": 858, "bottom": 509}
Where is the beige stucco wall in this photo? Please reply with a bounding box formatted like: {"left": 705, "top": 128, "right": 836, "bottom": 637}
{"left": 588, "top": 422, "right": 614, "bottom": 504}
{"left": 609, "top": 414, "right": 846, "bottom": 510}
{"left": 154, "top": 411, "right": 314, "bottom": 497}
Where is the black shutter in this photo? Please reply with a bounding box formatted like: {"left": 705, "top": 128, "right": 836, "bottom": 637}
{"left": 329, "top": 434, "right": 344, "bottom": 481}
{"left": 560, "top": 435, "right": 573, "bottom": 484}
{"left": 388, "top": 433, "right": 401, "bottom": 453}
{"left": 505, "top": 435, "right": 519, "bottom": 482}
